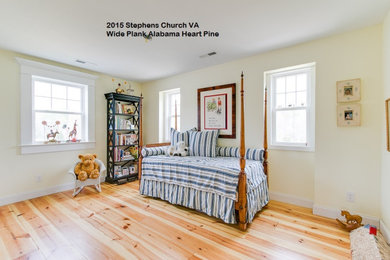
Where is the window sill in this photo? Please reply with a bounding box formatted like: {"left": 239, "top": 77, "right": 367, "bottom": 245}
{"left": 269, "top": 145, "right": 315, "bottom": 152}
{"left": 20, "top": 141, "right": 96, "bottom": 154}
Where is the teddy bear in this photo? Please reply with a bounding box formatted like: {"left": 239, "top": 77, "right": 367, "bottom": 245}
{"left": 74, "top": 154, "right": 100, "bottom": 181}
{"left": 166, "top": 141, "right": 188, "bottom": 157}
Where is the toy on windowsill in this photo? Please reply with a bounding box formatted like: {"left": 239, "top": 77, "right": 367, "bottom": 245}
{"left": 336, "top": 210, "right": 363, "bottom": 231}
{"left": 42, "top": 120, "right": 61, "bottom": 143}
{"left": 68, "top": 120, "right": 80, "bottom": 142}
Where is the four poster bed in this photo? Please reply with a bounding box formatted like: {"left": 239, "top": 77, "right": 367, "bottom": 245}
{"left": 137, "top": 73, "right": 269, "bottom": 230}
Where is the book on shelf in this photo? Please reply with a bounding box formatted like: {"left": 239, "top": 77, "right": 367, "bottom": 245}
{"left": 116, "top": 102, "right": 136, "bottom": 115}
{"left": 129, "top": 164, "right": 137, "bottom": 174}
{"left": 115, "top": 117, "right": 136, "bottom": 130}
{"left": 122, "top": 166, "right": 129, "bottom": 176}
{"left": 114, "top": 147, "right": 136, "bottom": 161}
{"left": 114, "top": 166, "right": 122, "bottom": 178}
{"left": 115, "top": 133, "right": 138, "bottom": 145}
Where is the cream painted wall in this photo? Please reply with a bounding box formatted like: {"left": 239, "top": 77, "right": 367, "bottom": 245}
{"left": 381, "top": 10, "right": 390, "bottom": 230}
{"left": 142, "top": 25, "right": 383, "bottom": 216}
{"left": 313, "top": 26, "right": 382, "bottom": 218}
{"left": 0, "top": 49, "right": 141, "bottom": 200}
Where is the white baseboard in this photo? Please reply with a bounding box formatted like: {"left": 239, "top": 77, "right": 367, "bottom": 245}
{"left": 313, "top": 204, "right": 380, "bottom": 227}
{"left": 269, "top": 191, "right": 314, "bottom": 208}
{"left": 380, "top": 219, "right": 390, "bottom": 245}
{"left": 0, "top": 176, "right": 106, "bottom": 207}
{"left": 0, "top": 182, "right": 74, "bottom": 207}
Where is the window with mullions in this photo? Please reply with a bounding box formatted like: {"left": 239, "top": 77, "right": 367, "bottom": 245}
{"left": 17, "top": 58, "right": 96, "bottom": 154}
{"left": 265, "top": 63, "right": 315, "bottom": 151}
{"left": 32, "top": 77, "right": 87, "bottom": 143}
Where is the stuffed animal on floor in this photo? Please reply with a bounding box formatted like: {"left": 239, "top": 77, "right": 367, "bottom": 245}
{"left": 166, "top": 141, "right": 188, "bottom": 157}
{"left": 74, "top": 154, "right": 100, "bottom": 181}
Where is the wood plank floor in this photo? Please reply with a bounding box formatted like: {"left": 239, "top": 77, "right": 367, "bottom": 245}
{"left": 0, "top": 182, "right": 351, "bottom": 259}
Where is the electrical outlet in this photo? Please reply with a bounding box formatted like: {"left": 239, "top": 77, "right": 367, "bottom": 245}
{"left": 35, "top": 175, "right": 42, "bottom": 183}
{"left": 346, "top": 192, "right": 355, "bottom": 203}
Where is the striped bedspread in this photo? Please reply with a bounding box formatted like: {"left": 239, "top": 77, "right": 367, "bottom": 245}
{"left": 140, "top": 155, "right": 269, "bottom": 224}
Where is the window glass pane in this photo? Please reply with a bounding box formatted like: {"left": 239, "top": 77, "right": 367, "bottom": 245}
{"left": 176, "top": 116, "right": 180, "bottom": 131}
{"left": 52, "top": 84, "right": 67, "bottom": 98}
{"left": 52, "top": 98, "right": 67, "bottom": 111}
{"left": 34, "top": 81, "right": 51, "bottom": 97}
{"left": 286, "top": 76, "right": 296, "bottom": 92}
{"left": 276, "top": 77, "right": 285, "bottom": 93}
{"left": 296, "top": 91, "right": 307, "bottom": 107}
{"left": 276, "top": 93, "right": 285, "bottom": 108}
{"left": 34, "top": 97, "right": 51, "bottom": 110}
{"left": 297, "top": 74, "right": 307, "bottom": 91}
{"left": 286, "top": 92, "right": 296, "bottom": 107}
{"left": 68, "top": 87, "right": 81, "bottom": 100}
{"left": 68, "top": 100, "right": 81, "bottom": 112}
{"left": 35, "top": 112, "right": 82, "bottom": 142}
{"left": 275, "top": 110, "right": 306, "bottom": 143}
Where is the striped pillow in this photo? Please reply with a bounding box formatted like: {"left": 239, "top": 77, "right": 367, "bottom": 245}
{"left": 141, "top": 146, "right": 169, "bottom": 157}
{"left": 216, "top": 146, "right": 265, "bottom": 162}
{"left": 188, "top": 130, "right": 219, "bottom": 157}
{"left": 170, "top": 127, "right": 197, "bottom": 147}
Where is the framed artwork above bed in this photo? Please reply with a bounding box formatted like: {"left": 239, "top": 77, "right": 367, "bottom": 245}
{"left": 197, "top": 83, "right": 236, "bottom": 138}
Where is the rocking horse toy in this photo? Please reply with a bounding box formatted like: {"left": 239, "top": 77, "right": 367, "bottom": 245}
{"left": 336, "top": 210, "right": 363, "bottom": 231}
{"left": 42, "top": 120, "right": 60, "bottom": 143}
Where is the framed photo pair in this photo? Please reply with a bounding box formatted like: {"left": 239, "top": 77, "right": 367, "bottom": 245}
{"left": 197, "top": 83, "right": 236, "bottom": 138}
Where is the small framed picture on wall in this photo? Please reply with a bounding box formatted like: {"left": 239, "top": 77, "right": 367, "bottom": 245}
{"left": 337, "top": 104, "right": 361, "bottom": 126}
{"left": 337, "top": 78, "right": 361, "bottom": 102}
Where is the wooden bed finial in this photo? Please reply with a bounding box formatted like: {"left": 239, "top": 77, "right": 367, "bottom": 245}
{"left": 237, "top": 72, "right": 247, "bottom": 231}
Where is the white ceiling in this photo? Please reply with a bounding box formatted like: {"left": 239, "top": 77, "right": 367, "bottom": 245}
{"left": 0, "top": 0, "right": 389, "bottom": 82}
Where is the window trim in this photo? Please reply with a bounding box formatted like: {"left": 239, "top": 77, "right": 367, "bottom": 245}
{"left": 159, "top": 88, "right": 180, "bottom": 142}
{"left": 17, "top": 58, "right": 97, "bottom": 154}
{"left": 265, "top": 62, "right": 316, "bottom": 152}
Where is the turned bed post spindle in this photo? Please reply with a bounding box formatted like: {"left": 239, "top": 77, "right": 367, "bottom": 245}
{"left": 238, "top": 72, "right": 247, "bottom": 231}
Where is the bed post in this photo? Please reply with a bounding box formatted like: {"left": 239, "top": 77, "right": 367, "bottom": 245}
{"left": 237, "top": 72, "right": 247, "bottom": 231}
{"left": 138, "top": 93, "right": 143, "bottom": 180}
{"left": 263, "top": 87, "right": 269, "bottom": 187}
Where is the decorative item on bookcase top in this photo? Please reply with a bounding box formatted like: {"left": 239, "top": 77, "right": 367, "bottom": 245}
{"left": 337, "top": 78, "right": 361, "bottom": 102}
{"left": 337, "top": 103, "right": 361, "bottom": 127}
{"left": 112, "top": 78, "right": 133, "bottom": 94}
{"left": 42, "top": 120, "right": 61, "bottom": 143}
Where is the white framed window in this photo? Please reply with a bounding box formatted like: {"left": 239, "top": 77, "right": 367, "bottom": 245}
{"left": 17, "top": 58, "right": 97, "bottom": 154}
{"left": 265, "top": 62, "right": 315, "bottom": 151}
{"left": 159, "top": 88, "right": 180, "bottom": 142}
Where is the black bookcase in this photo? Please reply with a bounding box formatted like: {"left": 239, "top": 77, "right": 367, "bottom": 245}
{"left": 105, "top": 93, "right": 142, "bottom": 184}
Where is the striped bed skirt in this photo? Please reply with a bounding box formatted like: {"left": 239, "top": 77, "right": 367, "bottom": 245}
{"left": 139, "top": 178, "right": 269, "bottom": 224}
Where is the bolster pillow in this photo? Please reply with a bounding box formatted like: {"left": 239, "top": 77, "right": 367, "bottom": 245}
{"left": 141, "top": 146, "right": 170, "bottom": 157}
{"left": 216, "top": 146, "right": 265, "bottom": 162}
